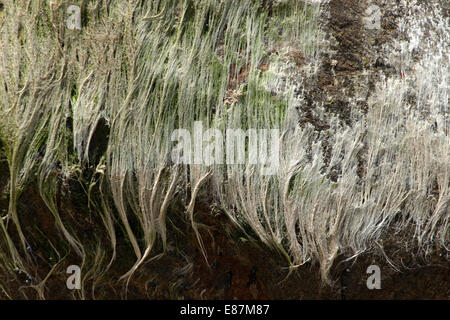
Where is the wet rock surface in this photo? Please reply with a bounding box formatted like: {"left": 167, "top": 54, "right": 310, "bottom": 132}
{"left": 0, "top": 191, "right": 448, "bottom": 299}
